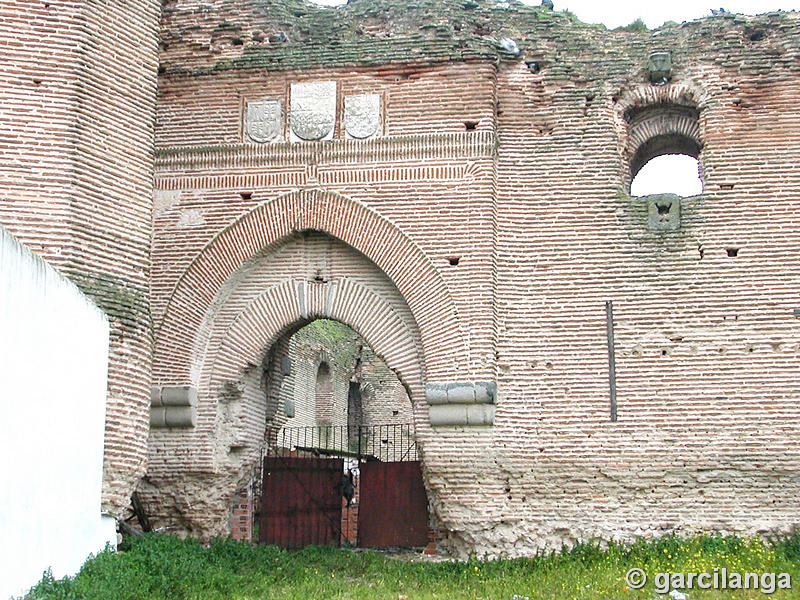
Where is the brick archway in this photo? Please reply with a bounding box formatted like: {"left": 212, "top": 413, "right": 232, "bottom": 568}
{"left": 202, "top": 277, "right": 425, "bottom": 407}
{"left": 615, "top": 82, "right": 709, "bottom": 185}
{"left": 144, "top": 231, "right": 434, "bottom": 542}
{"left": 153, "top": 189, "right": 465, "bottom": 385}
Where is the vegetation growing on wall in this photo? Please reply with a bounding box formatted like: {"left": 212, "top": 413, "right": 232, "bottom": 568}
{"left": 295, "top": 319, "right": 363, "bottom": 368}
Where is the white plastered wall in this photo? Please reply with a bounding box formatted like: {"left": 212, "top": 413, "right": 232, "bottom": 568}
{"left": 0, "top": 226, "right": 116, "bottom": 600}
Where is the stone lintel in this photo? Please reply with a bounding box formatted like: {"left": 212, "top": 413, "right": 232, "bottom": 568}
{"left": 429, "top": 403, "right": 495, "bottom": 427}
{"left": 426, "top": 381, "right": 496, "bottom": 426}
{"left": 150, "top": 385, "right": 198, "bottom": 428}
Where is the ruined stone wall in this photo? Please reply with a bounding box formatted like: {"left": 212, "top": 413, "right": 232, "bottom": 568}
{"left": 0, "top": 0, "right": 161, "bottom": 515}
{"left": 281, "top": 327, "right": 355, "bottom": 430}
{"left": 279, "top": 321, "right": 413, "bottom": 432}
{"left": 149, "top": 0, "right": 800, "bottom": 555}
{"left": 359, "top": 344, "right": 415, "bottom": 428}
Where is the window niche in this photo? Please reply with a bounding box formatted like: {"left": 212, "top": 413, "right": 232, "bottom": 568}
{"left": 314, "top": 361, "right": 333, "bottom": 424}
{"left": 624, "top": 103, "right": 703, "bottom": 231}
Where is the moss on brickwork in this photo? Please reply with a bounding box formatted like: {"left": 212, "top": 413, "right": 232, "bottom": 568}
{"left": 296, "top": 319, "right": 361, "bottom": 366}
{"left": 160, "top": 0, "right": 799, "bottom": 82}
{"left": 68, "top": 271, "right": 151, "bottom": 333}
{"left": 162, "top": 0, "right": 590, "bottom": 74}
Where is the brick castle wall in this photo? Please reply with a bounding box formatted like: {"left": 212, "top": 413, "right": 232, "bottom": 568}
{"left": 4, "top": 0, "right": 800, "bottom": 556}
{"left": 148, "top": 2, "right": 800, "bottom": 555}
{"left": 0, "top": 0, "right": 161, "bottom": 515}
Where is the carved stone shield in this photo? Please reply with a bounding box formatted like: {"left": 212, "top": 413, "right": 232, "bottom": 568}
{"left": 344, "top": 94, "right": 381, "bottom": 139}
{"left": 290, "top": 81, "right": 337, "bottom": 141}
{"left": 245, "top": 99, "right": 282, "bottom": 143}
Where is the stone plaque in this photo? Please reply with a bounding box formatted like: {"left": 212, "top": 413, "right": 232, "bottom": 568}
{"left": 244, "top": 99, "right": 282, "bottom": 143}
{"left": 290, "top": 81, "right": 337, "bottom": 141}
{"left": 648, "top": 51, "right": 671, "bottom": 84}
{"left": 647, "top": 194, "right": 681, "bottom": 231}
{"left": 344, "top": 94, "right": 381, "bottom": 139}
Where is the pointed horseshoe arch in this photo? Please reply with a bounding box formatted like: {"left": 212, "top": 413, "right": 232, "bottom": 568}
{"left": 202, "top": 277, "right": 426, "bottom": 405}
{"left": 153, "top": 189, "right": 466, "bottom": 385}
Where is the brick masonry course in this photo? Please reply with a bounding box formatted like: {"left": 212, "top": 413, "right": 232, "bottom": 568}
{"left": 0, "top": 0, "right": 161, "bottom": 516}
{"left": 2, "top": 0, "right": 800, "bottom": 556}
{"left": 150, "top": 1, "right": 800, "bottom": 555}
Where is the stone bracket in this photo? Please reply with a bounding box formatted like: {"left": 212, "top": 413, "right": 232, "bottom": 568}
{"left": 646, "top": 193, "right": 681, "bottom": 231}
{"left": 426, "top": 381, "right": 496, "bottom": 426}
{"left": 150, "top": 385, "right": 197, "bottom": 428}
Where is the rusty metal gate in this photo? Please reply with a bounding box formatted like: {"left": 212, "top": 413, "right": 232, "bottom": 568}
{"left": 358, "top": 460, "right": 429, "bottom": 547}
{"left": 259, "top": 456, "right": 343, "bottom": 548}
{"left": 258, "top": 424, "right": 428, "bottom": 549}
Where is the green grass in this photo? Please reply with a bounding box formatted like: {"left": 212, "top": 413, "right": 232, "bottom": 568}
{"left": 617, "top": 18, "right": 648, "bottom": 32}
{"left": 25, "top": 533, "right": 800, "bottom": 599}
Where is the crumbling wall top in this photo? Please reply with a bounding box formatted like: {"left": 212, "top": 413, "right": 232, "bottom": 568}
{"left": 159, "top": 0, "right": 800, "bottom": 76}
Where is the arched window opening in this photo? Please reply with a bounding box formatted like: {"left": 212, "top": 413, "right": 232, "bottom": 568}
{"left": 314, "top": 361, "right": 333, "bottom": 424}
{"left": 347, "top": 381, "right": 363, "bottom": 443}
{"left": 625, "top": 103, "right": 703, "bottom": 197}
{"left": 630, "top": 153, "right": 703, "bottom": 197}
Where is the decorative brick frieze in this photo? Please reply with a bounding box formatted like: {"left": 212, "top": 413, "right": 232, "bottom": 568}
{"left": 154, "top": 131, "right": 495, "bottom": 171}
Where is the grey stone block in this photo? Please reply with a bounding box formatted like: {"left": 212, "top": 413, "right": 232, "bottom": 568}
{"left": 425, "top": 383, "right": 449, "bottom": 405}
{"left": 465, "top": 404, "right": 494, "bottom": 425}
{"left": 429, "top": 404, "right": 466, "bottom": 426}
{"left": 150, "top": 406, "right": 166, "bottom": 428}
{"left": 165, "top": 406, "right": 197, "bottom": 428}
{"left": 447, "top": 382, "right": 475, "bottom": 403}
{"left": 647, "top": 194, "right": 681, "bottom": 231}
{"left": 427, "top": 381, "right": 497, "bottom": 408}
{"left": 429, "top": 403, "right": 495, "bottom": 426}
{"left": 151, "top": 386, "right": 163, "bottom": 407}
{"left": 161, "top": 385, "right": 197, "bottom": 407}
{"left": 474, "top": 381, "right": 497, "bottom": 404}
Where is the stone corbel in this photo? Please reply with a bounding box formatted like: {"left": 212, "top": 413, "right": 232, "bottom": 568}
{"left": 150, "top": 385, "right": 197, "bottom": 428}
{"left": 426, "top": 381, "right": 496, "bottom": 426}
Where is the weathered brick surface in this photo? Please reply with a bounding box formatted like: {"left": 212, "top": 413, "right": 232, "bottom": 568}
{"left": 149, "top": 1, "right": 800, "bottom": 555}
{"left": 0, "top": 0, "right": 160, "bottom": 516}
{"left": 4, "top": 0, "right": 800, "bottom": 556}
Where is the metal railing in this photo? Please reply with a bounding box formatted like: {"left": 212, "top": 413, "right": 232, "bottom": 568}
{"left": 265, "top": 423, "right": 417, "bottom": 462}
